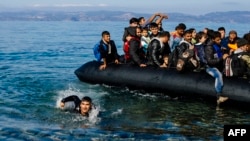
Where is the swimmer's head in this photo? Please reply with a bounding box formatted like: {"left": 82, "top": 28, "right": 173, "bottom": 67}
{"left": 80, "top": 96, "right": 92, "bottom": 116}
{"left": 82, "top": 96, "right": 92, "bottom": 103}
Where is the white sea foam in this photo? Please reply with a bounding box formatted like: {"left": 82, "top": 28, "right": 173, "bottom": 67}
{"left": 55, "top": 86, "right": 101, "bottom": 125}
{"left": 111, "top": 108, "right": 123, "bottom": 117}
{"left": 88, "top": 105, "right": 101, "bottom": 125}
{"left": 55, "top": 86, "right": 82, "bottom": 109}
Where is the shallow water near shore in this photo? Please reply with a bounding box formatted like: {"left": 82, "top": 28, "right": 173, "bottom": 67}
{"left": 1, "top": 21, "right": 250, "bottom": 140}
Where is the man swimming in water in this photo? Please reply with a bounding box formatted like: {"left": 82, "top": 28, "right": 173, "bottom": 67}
{"left": 60, "top": 95, "right": 93, "bottom": 116}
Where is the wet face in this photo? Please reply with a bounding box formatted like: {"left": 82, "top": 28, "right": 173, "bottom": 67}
{"left": 102, "top": 34, "right": 110, "bottom": 43}
{"left": 213, "top": 37, "right": 221, "bottom": 45}
{"left": 150, "top": 27, "right": 159, "bottom": 36}
{"left": 184, "top": 33, "right": 192, "bottom": 43}
{"left": 80, "top": 101, "right": 91, "bottom": 115}
{"left": 141, "top": 29, "right": 148, "bottom": 37}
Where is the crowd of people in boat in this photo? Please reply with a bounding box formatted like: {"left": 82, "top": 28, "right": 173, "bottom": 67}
{"left": 92, "top": 12, "right": 250, "bottom": 106}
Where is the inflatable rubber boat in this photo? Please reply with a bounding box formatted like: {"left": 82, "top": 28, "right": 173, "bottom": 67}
{"left": 75, "top": 61, "right": 250, "bottom": 104}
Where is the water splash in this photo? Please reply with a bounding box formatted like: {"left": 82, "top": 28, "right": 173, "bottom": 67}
{"left": 55, "top": 86, "right": 82, "bottom": 109}
{"left": 88, "top": 105, "right": 101, "bottom": 125}
{"left": 55, "top": 86, "right": 101, "bottom": 125}
{"left": 111, "top": 108, "right": 123, "bottom": 117}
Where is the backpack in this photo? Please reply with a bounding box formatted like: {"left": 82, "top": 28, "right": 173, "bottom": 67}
{"left": 93, "top": 41, "right": 107, "bottom": 62}
{"left": 224, "top": 52, "right": 247, "bottom": 77}
{"left": 168, "top": 45, "right": 186, "bottom": 68}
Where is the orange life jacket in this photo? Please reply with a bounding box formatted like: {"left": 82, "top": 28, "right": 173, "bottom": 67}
{"left": 228, "top": 43, "right": 237, "bottom": 51}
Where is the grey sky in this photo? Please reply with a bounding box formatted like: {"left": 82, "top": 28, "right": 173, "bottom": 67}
{"left": 0, "top": 0, "right": 249, "bottom": 15}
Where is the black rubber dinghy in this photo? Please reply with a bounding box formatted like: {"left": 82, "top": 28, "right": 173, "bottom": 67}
{"left": 75, "top": 61, "right": 250, "bottom": 104}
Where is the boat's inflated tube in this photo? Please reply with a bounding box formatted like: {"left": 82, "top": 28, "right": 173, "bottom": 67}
{"left": 75, "top": 61, "right": 250, "bottom": 103}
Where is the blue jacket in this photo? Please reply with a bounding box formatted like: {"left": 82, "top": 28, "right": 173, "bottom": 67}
{"left": 99, "top": 40, "right": 119, "bottom": 63}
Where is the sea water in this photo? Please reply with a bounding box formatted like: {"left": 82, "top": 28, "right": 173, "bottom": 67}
{"left": 0, "top": 21, "right": 250, "bottom": 140}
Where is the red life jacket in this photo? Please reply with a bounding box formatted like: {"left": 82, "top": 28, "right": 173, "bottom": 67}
{"left": 123, "top": 37, "right": 141, "bottom": 61}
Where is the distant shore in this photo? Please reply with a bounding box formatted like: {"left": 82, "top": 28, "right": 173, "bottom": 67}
{"left": 0, "top": 10, "right": 250, "bottom": 23}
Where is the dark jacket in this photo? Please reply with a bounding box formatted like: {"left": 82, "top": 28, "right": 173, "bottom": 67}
{"left": 126, "top": 27, "right": 145, "bottom": 66}
{"left": 61, "top": 95, "right": 81, "bottom": 113}
{"left": 204, "top": 40, "right": 223, "bottom": 70}
{"left": 99, "top": 40, "right": 119, "bottom": 63}
{"left": 129, "top": 38, "right": 143, "bottom": 65}
{"left": 194, "top": 43, "right": 207, "bottom": 65}
{"left": 122, "top": 27, "right": 129, "bottom": 42}
{"left": 147, "top": 38, "right": 169, "bottom": 66}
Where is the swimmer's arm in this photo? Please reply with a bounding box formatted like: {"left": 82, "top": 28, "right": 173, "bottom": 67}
{"left": 60, "top": 95, "right": 81, "bottom": 108}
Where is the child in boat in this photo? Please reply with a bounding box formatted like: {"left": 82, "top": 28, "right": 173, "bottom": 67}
{"left": 141, "top": 27, "right": 151, "bottom": 54}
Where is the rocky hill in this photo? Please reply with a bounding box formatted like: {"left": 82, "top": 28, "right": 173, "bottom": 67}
{"left": 0, "top": 10, "right": 250, "bottom": 23}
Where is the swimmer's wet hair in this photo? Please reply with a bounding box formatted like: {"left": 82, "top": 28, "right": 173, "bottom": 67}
{"left": 81, "top": 96, "right": 92, "bottom": 103}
